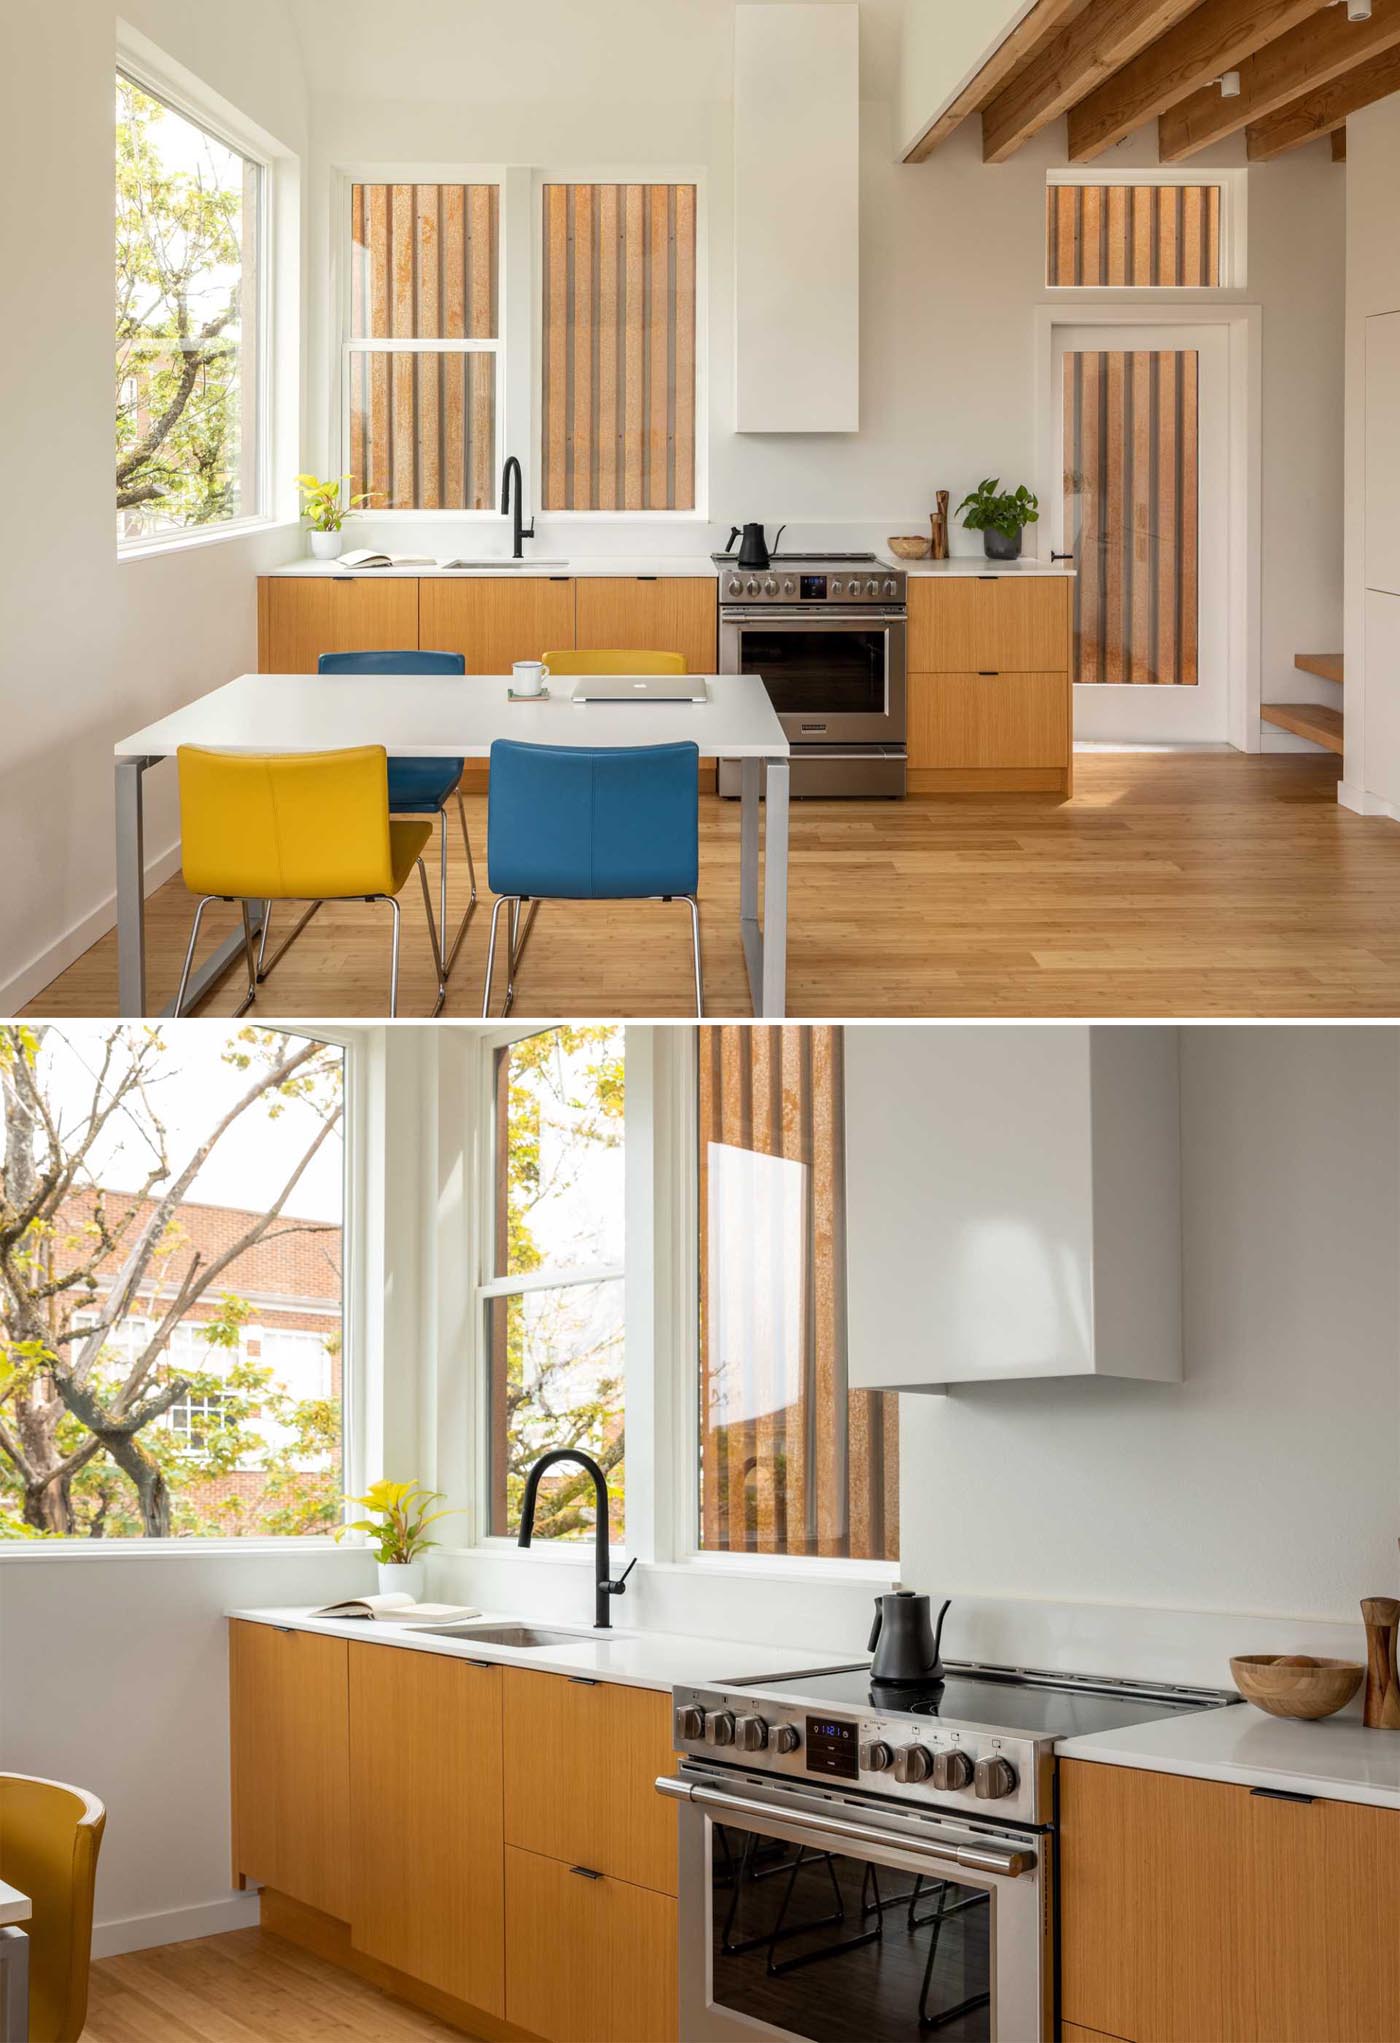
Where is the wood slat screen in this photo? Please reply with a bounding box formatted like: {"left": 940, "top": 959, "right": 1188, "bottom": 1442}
{"left": 348, "top": 183, "right": 499, "bottom": 510}
{"left": 1064, "top": 350, "right": 1199, "bottom": 687}
{"left": 1047, "top": 184, "right": 1221, "bottom": 287}
{"left": 698, "top": 1027, "right": 898, "bottom": 1562}
{"left": 541, "top": 183, "right": 696, "bottom": 512}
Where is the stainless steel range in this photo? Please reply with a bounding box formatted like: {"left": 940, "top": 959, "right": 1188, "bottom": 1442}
{"left": 659, "top": 1658, "right": 1234, "bottom": 2042}
{"left": 714, "top": 552, "right": 908, "bottom": 798}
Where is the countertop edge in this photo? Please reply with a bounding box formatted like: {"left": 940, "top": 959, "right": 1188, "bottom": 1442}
{"left": 265, "top": 558, "right": 720, "bottom": 580}
{"left": 1056, "top": 1726, "right": 1400, "bottom": 1812}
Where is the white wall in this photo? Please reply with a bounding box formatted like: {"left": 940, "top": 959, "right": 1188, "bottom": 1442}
{"left": 0, "top": 0, "right": 309, "bottom": 1011}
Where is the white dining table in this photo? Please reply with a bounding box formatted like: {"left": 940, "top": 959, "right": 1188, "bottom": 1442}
{"left": 0, "top": 1879, "right": 30, "bottom": 2043}
{"left": 113, "top": 671, "right": 792, "bottom": 1017}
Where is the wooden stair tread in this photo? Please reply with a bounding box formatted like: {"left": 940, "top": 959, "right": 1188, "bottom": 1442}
{"left": 1294, "top": 651, "right": 1343, "bottom": 684}
{"left": 1261, "top": 701, "right": 1344, "bottom": 754}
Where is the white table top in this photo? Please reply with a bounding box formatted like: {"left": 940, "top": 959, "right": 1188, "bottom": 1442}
{"left": 0, "top": 1880, "right": 30, "bottom": 1928}
{"left": 1058, "top": 1702, "right": 1400, "bottom": 1812}
{"left": 116, "top": 672, "right": 790, "bottom": 763}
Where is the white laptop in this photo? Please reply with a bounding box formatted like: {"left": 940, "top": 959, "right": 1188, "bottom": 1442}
{"left": 571, "top": 674, "right": 711, "bottom": 703}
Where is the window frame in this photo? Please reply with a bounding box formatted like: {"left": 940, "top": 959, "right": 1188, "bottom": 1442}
{"left": 1045, "top": 167, "right": 1248, "bottom": 293}
{"left": 114, "top": 46, "right": 277, "bottom": 557}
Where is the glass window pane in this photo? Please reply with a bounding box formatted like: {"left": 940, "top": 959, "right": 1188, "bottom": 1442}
{"left": 494, "top": 1028, "right": 626, "bottom": 1278}
{"left": 350, "top": 183, "right": 499, "bottom": 339}
{"left": 488, "top": 1282, "right": 625, "bottom": 1541}
{"left": 0, "top": 1024, "right": 344, "bottom": 1541}
{"left": 348, "top": 349, "right": 496, "bottom": 510}
{"left": 698, "top": 1027, "right": 898, "bottom": 1562}
{"left": 1047, "top": 182, "right": 1221, "bottom": 287}
{"left": 116, "top": 75, "right": 259, "bottom": 542}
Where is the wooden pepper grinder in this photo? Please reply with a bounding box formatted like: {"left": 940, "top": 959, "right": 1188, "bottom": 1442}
{"left": 930, "top": 490, "right": 949, "bottom": 561}
{"left": 1361, "top": 1596, "right": 1400, "bottom": 1728}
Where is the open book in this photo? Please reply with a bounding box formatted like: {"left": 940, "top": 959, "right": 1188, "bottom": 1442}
{"left": 333, "top": 549, "right": 437, "bottom": 569}
{"left": 310, "top": 1593, "right": 482, "bottom": 1624}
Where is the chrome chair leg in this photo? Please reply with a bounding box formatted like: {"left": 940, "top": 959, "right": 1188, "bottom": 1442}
{"left": 256, "top": 898, "right": 323, "bottom": 980}
{"left": 482, "top": 894, "right": 513, "bottom": 1016}
{"left": 386, "top": 894, "right": 402, "bottom": 1017}
{"left": 501, "top": 897, "right": 540, "bottom": 1017}
{"left": 417, "top": 856, "right": 447, "bottom": 1016}
{"left": 456, "top": 789, "right": 478, "bottom": 903}
{"left": 428, "top": 792, "right": 478, "bottom": 982}
{"left": 236, "top": 902, "right": 260, "bottom": 1016}
{"left": 683, "top": 896, "right": 704, "bottom": 1017}
{"left": 174, "top": 897, "right": 216, "bottom": 1017}
{"left": 256, "top": 900, "right": 273, "bottom": 978}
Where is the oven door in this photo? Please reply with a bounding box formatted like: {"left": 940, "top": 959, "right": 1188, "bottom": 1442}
{"left": 720, "top": 611, "right": 907, "bottom": 747}
{"left": 658, "top": 1768, "right": 1051, "bottom": 2043}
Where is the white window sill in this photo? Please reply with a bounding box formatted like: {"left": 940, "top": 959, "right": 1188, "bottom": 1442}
{"left": 440, "top": 1541, "right": 624, "bottom": 1568}
{"left": 438, "top": 1545, "right": 898, "bottom": 1585}
{"left": 0, "top": 1536, "right": 363, "bottom": 1561}
{"left": 118, "top": 515, "right": 298, "bottom": 562}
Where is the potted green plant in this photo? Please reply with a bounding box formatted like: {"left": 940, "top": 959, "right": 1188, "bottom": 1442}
{"left": 955, "top": 478, "right": 1040, "bottom": 562}
{"left": 296, "top": 472, "right": 374, "bottom": 561}
{"left": 338, "top": 1478, "right": 457, "bottom": 1597}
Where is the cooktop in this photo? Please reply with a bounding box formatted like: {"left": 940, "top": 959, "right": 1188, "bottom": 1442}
{"left": 754, "top": 1664, "right": 1225, "bottom": 1741}
{"left": 710, "top": 551, "right": 879, "bottom": 565}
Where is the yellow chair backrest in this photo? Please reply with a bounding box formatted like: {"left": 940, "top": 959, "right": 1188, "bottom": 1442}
{"left": 0, "top": 1773, "right": 105, "bottom": 2043}
{"left": 541, "top": 649, "right": 688, "bottom": 676}
{"left": 178, "top": 745, "right": 397, "bottom": 900}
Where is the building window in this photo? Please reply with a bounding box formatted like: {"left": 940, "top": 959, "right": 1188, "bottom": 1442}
{"left": 346, "top": 183, "right": 501, "bottom": 510}
{"left": 1, "top": 1024, "right": 346, "bottom": 1541}
{"left": 484, "top": 1027, "right": 626, "bottom": 1542}
{"left": 540, "top": 183, "right": 697, "bottom": 511}
{"left": 697, "top": 1027, "right": 898, "bottom": 1561}
{"left": 1047, "top": 178, "right": 1232, "bottom": 289}
{"left": 116, "top": 71, "right": 265, "bottom": 544}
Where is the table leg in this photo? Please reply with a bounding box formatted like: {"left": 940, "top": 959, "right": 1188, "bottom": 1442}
{"left": 0, "top": 1925, "right": 28, "bottom": 2043}
{"left": 761, "top": 758, "right": 789, "bottom": 1018}
{"left": 115, "top": 757, "right": 149, "bottom": 1017}
{"left": 739, "top": 757, "right": 763, "bottom": 1012}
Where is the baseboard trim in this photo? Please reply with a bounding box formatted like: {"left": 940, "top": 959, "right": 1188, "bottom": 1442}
{"left": 1, "top": 841, "right": 182, "bottom": 1014}
{"left": 92, "top": 1890, "right": 259, "bottom": 1959}
{"left": 1337, "top": 780, "right": 1400, "bottom": 821}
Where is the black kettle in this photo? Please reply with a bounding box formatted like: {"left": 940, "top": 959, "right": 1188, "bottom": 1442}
{"left": 868, "top": 1590, "right": 951, "bottom": 1687}
{"left": 726, "top": 522, "right": 786, "bottom": 569}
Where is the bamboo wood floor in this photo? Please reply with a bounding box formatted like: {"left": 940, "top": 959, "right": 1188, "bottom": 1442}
{"left": 81, "top": 1926, "right": 475, "bottom": 2040}
{"left": 29, "top": 752, "right": 1400, "bottom": 1019}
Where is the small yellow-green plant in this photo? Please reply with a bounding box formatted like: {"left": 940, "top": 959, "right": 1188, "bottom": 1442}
{"left": 339, "top": 1478, "right": 456, "bottom": 1563}
{"left": 296, "top": 472, "right": 375, "bottom": 533}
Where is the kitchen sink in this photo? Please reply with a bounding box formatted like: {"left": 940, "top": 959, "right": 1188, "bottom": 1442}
{"left": 417, "top": 1622, "right": 593, "bottom": 1648}
{"left": 441, "top": 558, "right": 570, "bottom": 570}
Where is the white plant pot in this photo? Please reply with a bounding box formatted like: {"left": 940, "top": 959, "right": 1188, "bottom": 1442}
{"left": 377, "top": 1560, "right": 425, "bottom": 1599}
{"left": 309, "top": 529, "right": 342, "bottom": 560}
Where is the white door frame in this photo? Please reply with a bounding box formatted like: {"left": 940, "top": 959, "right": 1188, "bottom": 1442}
{"left": 1034, "top": 303, "right": 1262, "bottom": 754}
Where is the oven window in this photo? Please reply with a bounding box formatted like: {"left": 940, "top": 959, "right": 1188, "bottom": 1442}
{"left": 710, "top": 1825, "right": 991, "bottom": 2041}
{"left": 738, "top": 628, "right": 888, "bottom": 717}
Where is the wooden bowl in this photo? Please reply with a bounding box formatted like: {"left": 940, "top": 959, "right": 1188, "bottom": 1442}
{"left": 1229, "top": 1653, "right": 1364, "bottom": 1720}
{"left": 887, "top": 535, "right": 932, "bottom": 560}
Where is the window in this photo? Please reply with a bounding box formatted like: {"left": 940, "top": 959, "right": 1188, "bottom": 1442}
{"left": 697, "top": 1027, "right": 898, "bottom": 1561}
{"left": 484, "top": 1027, "right": 626, "bottom": 1542}
{"left": 540, "top": 183, "right": 698, "bottom": 511}
{"left": 116, "top": 71, "right": 265, "bottom": 543}
{"left": 1046, "top": 176, "right": 1237, "bottom": 289}
{"left": 0, "top": 1024, "right": 346, "bottom": 1541}
{"left": 346, "top": 182, "right": 501, "bottom": 510}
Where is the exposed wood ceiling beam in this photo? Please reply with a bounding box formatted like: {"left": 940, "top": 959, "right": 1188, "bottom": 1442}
{"left": 980, "top": 0, "right": 1201, "bottom": 164}
{"left": 1247, "top": 40, "right": 1400, "bottom": 155}
{"left": 1065, "top": 0, "right": 1327, "bottom": 161}
{"left": 1159, "top": 0, "right": 1400, "bottom": 158}
{"left": 904, "top": 0, "right": 1089, "bottom": 163}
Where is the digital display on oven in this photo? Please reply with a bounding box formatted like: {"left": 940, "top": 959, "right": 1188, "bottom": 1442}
{"left": 805, "top": 1716, "right": 859, "bottom": 1780}
{"left": 799, "top": 574, "right": 828, "bottom": 601}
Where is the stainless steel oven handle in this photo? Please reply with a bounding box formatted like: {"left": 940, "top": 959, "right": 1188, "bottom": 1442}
{"left": 655, "top": 1775, "right": 1037, "bottom": 1879}
{"left": 723, "top": 609, "right": 906, "bottom": 625}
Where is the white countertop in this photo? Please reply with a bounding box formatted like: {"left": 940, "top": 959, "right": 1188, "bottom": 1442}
{"left": 886, "top": 555, "right": 1076, "bottom": 578}
{"left": 0, "top": 1880, "right": 30, "bottom": 1928}
{"left": 228, "top": 1607, "right": 852, "bottom": 1694}
{"left": 269, "top": 555, "right": 719, "bottom": 579}
{"left": 1058, "top": 1703, "right": 1400, "bottom": 1811}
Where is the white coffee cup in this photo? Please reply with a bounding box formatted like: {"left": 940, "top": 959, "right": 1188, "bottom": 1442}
{"left": 512, "top": 660, "right": 549, "bottom": 697}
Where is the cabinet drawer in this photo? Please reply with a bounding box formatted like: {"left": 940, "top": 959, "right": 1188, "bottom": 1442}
{"left": 502, "top": 1669, "right": 677, "bottom": 1894}
{"left": 908, "top": 577, "right": 1068, "bottom": 671}
{"left": 505, "top": 1845, "right": 677, "bottom": 2043}
{"left": 575, "top": 576, "right": 717, "bottom": 673}
{"left": 228, "top": 1621, "right": 350, "bottom": 1920}
{"left": 419, "top": 577, "right": 575, "bottom": 673}
{"left": 259, "top": 578, "right": 419, "bottom": 671}
{"left": 909, "top": 671, "right": 1068, "bottom": 769}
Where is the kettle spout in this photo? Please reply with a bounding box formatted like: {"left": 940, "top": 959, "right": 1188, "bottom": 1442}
{"left": 931, "top": 1597, "right": 952, "bottom": 1670}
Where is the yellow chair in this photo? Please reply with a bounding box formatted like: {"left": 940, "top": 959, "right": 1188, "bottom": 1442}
{"left": 175, "top": 745, "right": 444, "bottom": 1018}
{"left": 0, "top": 1773, "right": 105, "bottom": 2043}
{"left": 541, "top": 649, "right": 687, "bottom": 676}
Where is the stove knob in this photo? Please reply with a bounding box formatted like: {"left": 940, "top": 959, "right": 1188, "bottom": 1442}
{"left": 830, "top": 579, "right": 844, "bottom": 597}
{"left": 674, "top": 1704, "right": 706, "bottom": 1741}
{"left": 706, "top": 1710, "right": 736, "bottom": 1748}
{"left": 734, "top": 1714, "right": 769, "bottom": 1753}
{"left": 860, "top": 1740, "right": 894, "bottom": 1774}
{"left": 974, "top": 1755, "right": 1019, "bottom": 1801}
{"left": 782, "top": 578, "right": 796, "bottom": 596}
{"left": 931, "top": 1749, "right": 975, "bottom": 1793}
{"left": 883, "top": 578, "right": 898, "bottom": 597}
{"left": 892, "top": 1744, "right": 933, "bottom": 1784}
{"left": 866, "top": 578, "right": 881, "bottom": 598}
{"left": 744, "top": 578, "right": 759, "bottom": 598}
{"left": 726, "top": 575, "right": 742, "bottom": 598}
{"left": 772, "top": 1723, "right": 801, "bottom": 1754}
{"left": 762, "top": 576, "right": 777, "bottom": 595}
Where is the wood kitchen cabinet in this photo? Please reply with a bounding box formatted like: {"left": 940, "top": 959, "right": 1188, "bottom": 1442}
{"left": 419, "top": 576, "right": 576, "bottom": 673}
{"left": 906, "top": 576, "right": 1072, "bottom": 793}
{"left": 909, "top": 671, "right": 1068, "bottom": 771}
{"left": 1060, "top": 1759, "right": 1400, "bottom": 2043}
{"left": 347, "top": 1642, "right": 506, "bottom": 2016}
{"left": 258, "top": 576, "right": 419, "bottom": 670}
{"left": 504, "top": 1845, "right": 678, "bottom": 2043}
{"left": 575, "top": 576, "right": 717, "bottom": 673}
{"left": 228, "top": 1620, "right": 351, "bottom": 1921}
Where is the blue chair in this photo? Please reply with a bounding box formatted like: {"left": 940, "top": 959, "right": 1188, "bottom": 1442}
{"left": 483, "top": 740, "right": 702, "bottom": 1016}
{"left": 315, "top": 649, "right": 476, "bottom": 1006}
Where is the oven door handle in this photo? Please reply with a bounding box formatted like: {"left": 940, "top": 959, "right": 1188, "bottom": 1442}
{"left": 654, "top": 1775, "right": 1038, "bottom": 1879}
{"left": 723, "top": 609, "right": 906, "bottom": 626}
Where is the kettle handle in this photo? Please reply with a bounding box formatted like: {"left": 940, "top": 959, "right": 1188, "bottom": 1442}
{"left": 867, "top": 1597, "right": 884, "bottom": 1654}
{"left": 726, "top": 526, "right": 741, "bottom": 551}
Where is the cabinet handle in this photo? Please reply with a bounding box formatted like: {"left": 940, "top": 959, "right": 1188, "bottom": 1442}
{"left": 1249, "top": 1787, "right": 1316, "bottom": 1805}
{"left": 978, "top": 670, "right": 999, "bottom": 677}
{"left": 637, "top": 575, "right": 657, "bottom": 582}
{"left": 978, "top": 575, "right": 997, "bottom": 582}
{"left": 569, "top": 1866, "right": 604, "bottom": 1881}
{"left": 568, "top": 1675, "right": 600, "bottom": 1687}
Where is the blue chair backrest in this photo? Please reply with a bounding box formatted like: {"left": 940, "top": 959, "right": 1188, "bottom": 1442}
{"left": 317, "top": 649, "right": 465, "bottom": 675}
{"left": 488, "top": 741, "right": 699, "bottom": 901}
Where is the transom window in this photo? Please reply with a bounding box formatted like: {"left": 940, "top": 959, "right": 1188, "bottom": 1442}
{"left": 1046, "top": 174, "right": 1243, "bottom": 290}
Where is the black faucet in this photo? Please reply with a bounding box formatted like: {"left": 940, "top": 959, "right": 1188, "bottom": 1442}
{"left": 500, "top": 455, "right": 534, "bottom": 560}
{"left": 517, "top": 1448, "right": 634, "bottom": 1629}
